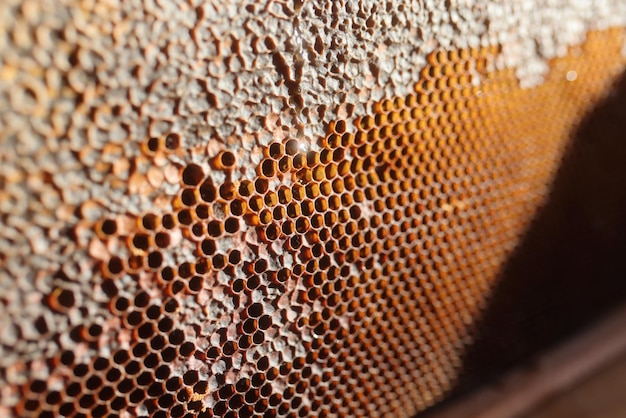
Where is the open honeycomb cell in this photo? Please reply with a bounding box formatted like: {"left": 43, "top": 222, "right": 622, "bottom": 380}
{"left": 3, "top": 0, "right": 626, "bottom": 417}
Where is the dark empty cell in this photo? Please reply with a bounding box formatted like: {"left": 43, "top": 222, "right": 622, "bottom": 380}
{"left": 107, "top": 257, "right": 123, "bottom": 275}
{"left": 106, "top": 367, "right": 122, "bottom": 382}
{"left": 92, "top": 405, "right": 108, "bottom": 418}
{"left": 159, "top": 229, "right": 175, "bottom": 247}
{"left": 142, "top": 213, "right": 160, "bottom": 230}
{"left": 137, "top": 371, "right": 153, "bottom": 386}
{"left": 232, "top": 278, "right": 245, "bottom": 293}
{"left": 86, "top": 323, "right": 102, "bottom": 339}
{"left": 199, "top": 181, "right": 217, "bottom": 202}
{"left": 268, "top": 142, "right": 283, "bottom": 159}
{"left": 289, "top": 235, "right": 302, "bottom": 250}
{"left": 171, "top": 404, "right": 185, "bottom": 418}
{"left": 243, "top": 319, "right": 257, "bottom": 334}
{"left": 293, "top": 357, "right": 305, "bottom": 370}
{"left": 291, "top": 396, "right": 303, "bottom": 409}
{"left": 160, "top": 267, "right": 175, "bottom": 282}
{"left": 195, "top": 204, "right": 210, "bottom": 219}
{"left": 66, "top": 382, "right": 82, "bottom": 397}
{"left": 228, "top": 250, "right": 242, "bottom": 265}
{"left": 151, "top": 335, "right": 166, "bottom": 350}
{"left": 132, "top": 233, "right": 150, "bottom": 251}
{"left": 146, "top": 305, "right": 161, "bottom": 320}
{"left": 194, "top": 380, "right": 209, "bottom": 395}
{"left": 155, "top": 364, "right": 170, "bottom": 380}
{"left": 246, "top": 275, "right": 260, "bottom": 290}
{"left": 219, "top": 384, "right": 235, "bottom": 400}
{"left": 100, "top": 219, "right": 117, "bottom": 236}
{"left": 188, "top": 400, "right": 203, "bottom": 412}
{"left": 230, "top": 199, "right": 246, "bottom": 216}
{"left": 132, "top": 290, "right": 149, "bottom": 307}
{"left": 164, "top": 298, "right": 179, "bottom": 313}
{"left": 222, "top": 341, "right": 237, "bottom": 356}
{"left": 86, "top": 375, "right": 103, "bottom": 390}
{"left": 158, "top": 317, "right": 174, "bottom": 333}
{"left": 272, "top": 206, "right": 285, "bottom": 221}
{"left": 261, "top": 159, "right": 277, "bottom": 177}
{"left": 162, "top": 214, "right": 176, "bottom": 229}
{"left": 264, "top": 224, "right": 279, "bottom": 240}
{"left": 187, "top": 276, "right": 203, "bottom": 293}
{"left": 147, "top": 137, "right": 159, "bottom": 152}
{"left": 129, "top": 388, "right": 145, "bottom": 404}
{"left": 248, "top": 303, "right": 263, "bottom": 318}
{"left": 213, "top": 401, "right": 228, "bottom": 415}
{"left": 255, "top": 400, "right": 269, "bottom": 413}
{"left": 254, "top": 259, "right": 268, "bottom": 274}
{"left": 258, "top": 315, "right": 272, "bottom": 330}
{"left": 229, "top": 393, "right": 244, "bottom": 409}
{"left": 207, "top": 220, "right": 223, "bottom": 237}
{"left": 169, "top": 329, "right": 185, "bottom": 345}
{"left": 183, "top": 370, "right": 199, "bottom": 385}
{"left": 133, "top": 342, "right": 148, "bottom": 357}
{"left": 239, "top": 334, "right": 252, "bottom": 349}
{"left": 59, "top": 403, "right": 74, "bottom": 416}
{"left": 201, "top": 239, "right": 216, "bottom": 255}
{"left": 125, "top": 360, "right": 140, "bottom": 375}
{"left": 251, "top": 372, "right": 266, "bottom": 388}
{"left": 182, "top": 164, "right": 204, "bottom": 186}
{"left": 265, "top": 385, "right": 277, "bottom": 400}
{"left": 45, "top": 390, "right": 61, "bottom": 405}
{"left": 148, "top": 382, "right": 165, "bottom": 397}
{"left": 30, "top": 379, "right": 46, "bottom": 393}
{"left": 125, "top": 311, "right": 142, "bottom": 326}
{"left": 255, "top": 178, "right": 269, "bottom": 194}
{"left": 195, "top": 259, "right": 209, "bottom": 274}
{"left": 206, "top": 346, "right": 220, "bottom": 359}
{"left": 178, "top": 262, "right": 193, "bottom": 278}
{"left": 278, "top": 402, "right": 291, "bottom": 415}
{"left": 253, "top": 331, "right": 265, "bottom": 344}
{"left": 73, "top": 363, "right": 89, "bottom": 378}
{"left": 256, "top": 356, "right": 270, "bottom": 372}
{"left": 79, "top": 394, "right": 96, "bottom": 409}
{"left": 60, "top": 350, "right": 75, "bottom": 366}
{"left": 224, "top": 217, "right": 239, "bottom": 233}
{"left": 99, "top": 386, "right": 115, "bottom": 401}
{"left": 179, "top": 341, "right": 196, "bottom": 357}
{"left": 218, "top": 151, "right": 237, "bottom": 169}
{"left": 110, "top": 396, "right": 127, "bottom": 411}
{"left": 147, "top": 251, "right": 163, "bottom": 268}
{"left": 245, "top": 388, "right": 260, "bottom": 404}
{"left": 212, "top": 254, "right": 226, "bottom": 269}
{"left": 137, "top": 322, "right": 154, "bottom": 339}
{"left": 166, "top": 376, "right": 182, "bottom": 392}
{"left": 177, "top": 209, "right": 193, "bottom": 225}
{"left": 50, "top": 287, "right": 75, "bottom": 313}
{"left": 158, "top": 394, "right": 175, "bottom": 409}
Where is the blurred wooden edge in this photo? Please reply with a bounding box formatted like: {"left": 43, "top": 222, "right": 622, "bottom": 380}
{"left": 426, "top": 303, "right": 626, "bottom": 418}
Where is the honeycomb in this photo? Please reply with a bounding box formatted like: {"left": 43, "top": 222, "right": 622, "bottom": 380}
{"left": 2, "top": 1, "right": 626, "bottom": 417}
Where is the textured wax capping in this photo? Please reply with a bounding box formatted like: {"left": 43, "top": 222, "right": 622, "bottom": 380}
{"left": 2, "top": 0, "right": 626, "bottom": 417}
